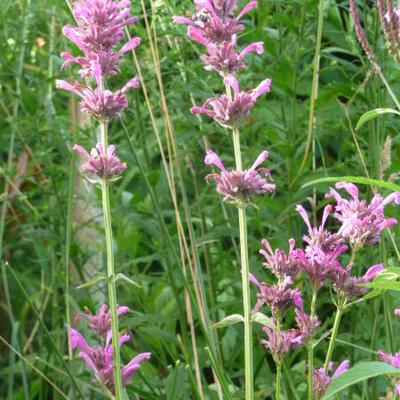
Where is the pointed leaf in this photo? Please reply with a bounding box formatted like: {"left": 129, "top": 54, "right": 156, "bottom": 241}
{"left": 355, "top": 108, "right": 400, "bottom": 131}
{"left": 252, "top": 312, "right": 276, "bottom": 328}
{"left": 115, "top": 273, "right": 141, "bottom": 288}
{"left": 77, "top": 273, "right": 106, "bottom": 289}
{"left": 210, "top": 314, "right": 244, "bottom": 329}
{"left": 322, "top": 361, "right": 400, "bottom": 399}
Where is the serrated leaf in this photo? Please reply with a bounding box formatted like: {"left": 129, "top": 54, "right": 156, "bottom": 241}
{"left": 322, "top": 361, "right": 400, "bottom": 399}
{"left": 77, "top": 273, "right": 106, "bottom": 289}
{"left": 355, "top": 108, "right": 400, "bottom": 130}
{"left": 302, "top": 176, "right": 400, "bottom": 192}
{"left": 252, "top": 312, "right": 276, "bottom": 328}
{"left": 115, "top": 273, "right": 141, "bottom": 288}
{"left": 210, "top": 314, "right": 244, "bottom": 329}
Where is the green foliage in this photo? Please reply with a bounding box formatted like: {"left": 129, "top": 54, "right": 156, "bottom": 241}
{"left": 0, "top": 0, "right": 400, "bottom": 399}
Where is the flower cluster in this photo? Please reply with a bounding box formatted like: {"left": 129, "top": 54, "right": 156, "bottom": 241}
{"left": 69, "top": 304, "right": 150, "bottom": 394}
{"left": 204, "top": 149, "right": 275, "bottom": 205}
{"left": 57, "top": 0, "right": 139, "bottom": 181}
{"left": 326, "top": 182, "right": 400, "bottom": 250}
{"left": 295, "top": 204, "right": 347, "bottom": 288}
{"left": 253, "top": 239, "right": 319, "bottom": 361}
{"left": 174, "top": 0, "right": 271, "bottom": 129}
{"left": 312, "top": 360, "right": 350, "bottom": 399}
{"left": 73, "top": 142, "right": 127, "bottom": 180}
{"left": 378, "top": 309, "right": 400, "bottom": 395}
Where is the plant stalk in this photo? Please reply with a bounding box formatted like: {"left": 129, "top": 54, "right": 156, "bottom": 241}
{"left": 232, "top": 126, "right": 253, "bottom": 399}
{"left": 307, "top": 286, "right": 318, "bottom": 400}
{"left": 100, "top": 121, "right": 123, "bottom": 399}
{"left": 324, "top": 305, "right": 343, "bottom": 374}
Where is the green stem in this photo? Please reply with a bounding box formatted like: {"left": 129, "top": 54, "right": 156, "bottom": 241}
{"left": 275, "top": 318, "right": 282, "bottom": 400}
{"left": 307, "top": 286, "right": 318, "bottom": 400}
{"left": 276, "top": 360, "right": 281, "bottom": 400}
{"left": 100, "top": 121, "right": 123, "bottom": 399}
{"left": 324, "top": 305, "right": 343, "bottom": 374}
{"left": 232, "top": 127, "right": 253, "bottom": 399}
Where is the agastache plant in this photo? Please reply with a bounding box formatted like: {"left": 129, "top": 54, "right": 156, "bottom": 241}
{"left": 175, "top": 1, "right": 272, "bottom": 398}
{"left": 69, "top": 305, "right": 151, "bottom": 396}
{"left": 57, "top": 1, "right": 144, "bottom": 397}
{"left": 252, "top": 239, "right": 318, "bottom": 399}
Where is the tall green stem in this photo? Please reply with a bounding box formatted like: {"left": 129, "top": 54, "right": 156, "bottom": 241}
{"left": 232, "top": 126, "right": 253, "bottom": 400}
{"left": 100, "top": 121, "right": 123, "bottom": 399}
{"left": 324, "top": 305, "right": 343, "bottom": 374}
{"left": 307, "top": 286, "right": 318, "bottom": 400}
{"left": 275, "top": 319, "right": 282, "bottom": 400}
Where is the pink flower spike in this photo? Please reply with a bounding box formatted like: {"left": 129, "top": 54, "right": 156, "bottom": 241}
{"left": 204, "top": 150, "right": 227, "bottom": 172}
{"left": 395, "top": 309, "right": 400, "bottom": 317}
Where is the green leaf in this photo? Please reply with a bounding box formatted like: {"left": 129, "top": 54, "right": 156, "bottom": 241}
{"left": 302, "top": 176, "right": 400, "bottom": 192}
{"left": 252, "top": 312, "right": 276, "bottom": 328}
{"left": 322, "top": 361, "right": 400, "bottom": 399}
{"left": 77, "top": 273, "right": 106, "bottom": 289}
{"left": 115, "top": 273, "right": 141, "bottom": 288}
{"left": 210, "top": 314, "right": 244, "bottom": 329}
{"left": 355, "top": 108, "right": 400, "bottom": 130}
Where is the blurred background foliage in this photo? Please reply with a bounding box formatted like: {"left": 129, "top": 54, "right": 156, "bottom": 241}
{"left": 1, "top": 0, "right": 400, "bottom": 398}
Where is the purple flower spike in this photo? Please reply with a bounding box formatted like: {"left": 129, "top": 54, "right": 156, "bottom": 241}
{"left": 74, "top": 304, "right": 129, "bottom": 338}
{"left": 204, "top": 149, "right": 275, "bottom": 205}
{"left": 191, "top": 75, "right": 271, "bottom": 129}
{"left": 250, "top": 274, "right": 302, "bottom": 315}
{"left": 56, "top": 76, "right": 138, "bottom": 120}
{"left": 326, "top": 182, "right": 400, "bottom": 250}
{"left": 174, "top": 0, "right": 258, "bottom": 44}
{"left": 331, "top": 263, "right": 383, "bottom": 300}
{"left": 259, "top": 238, "right": 302, "bottom": 280}
{"left": 73, "top": 142, "right": 127, "bottom": 180}
{"left": 68, "top": 304, "right": 151, "bottom": 394}
{"left": 312, "top": 360, "right": 350, "bottom": 399}
{"left": 260, "top": 326, "right": 303, "bottom": 361}
{"left": 61, "top": 0, "right": 139, "bottom": 78}
{"left": 198, "top": 35, "right": 264, "bottom": 75}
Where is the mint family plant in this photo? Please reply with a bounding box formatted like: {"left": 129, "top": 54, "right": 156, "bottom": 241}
{"left": 56, "top": 1, "right": 150, "bottom": 398}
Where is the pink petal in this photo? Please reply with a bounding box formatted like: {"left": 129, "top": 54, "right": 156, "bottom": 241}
{"left": 296, "top": 205, "right": 312, "bottom": 233}
{"left": 119, "top": 37, "right": 141, "bottom": 54}
{"left": 240, "top": 42, "right": 264, "bottom": 58}
{"left": 173, "top": 16, "right": 194, "bottom": 25}
{"left": 249, "top": 150, "right": 268, "bottom": 171}
{"left": 204, "top": 150, "right": 227, "bottom": 172}
{"left": 122, "top": 76, "right": 139, "bottom": 93}
{"left": 363, "top": 263, "right": 384, "bottom": 281}
{"left": 236, "top": 1, "right": 258, "bottom": 21}
{"left": 332, "top": 360, "right": 350, "bottom": 378}
{"left": 336, "top": 181, "right": 358, "bottom": 200}
{"left": 72, "top": 144, "right": 90, "bottom": 159}
{"left": 252, "top": 78, "right": 272, "bottom": 99}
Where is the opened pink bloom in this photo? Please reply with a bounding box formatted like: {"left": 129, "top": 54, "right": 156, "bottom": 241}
{"left": 191, "top": 75, "right": 271, "bottom": 129}
{"left": 61, "top": 0, "right": 140, "bottom": 77}
{"left": 204, "top": 149, "right": 275, "bottom": 204}
{"left": 74, "top": 304, "right": 129, "bottom": 338}
{"left": 173, "top": 0, "right": 258, "bottom": 44}
{"left": 326, "top": 182, "right": 400, "bottom": 250}
{"left": 73, "top": 142, "right": 127, "bottom": 178}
